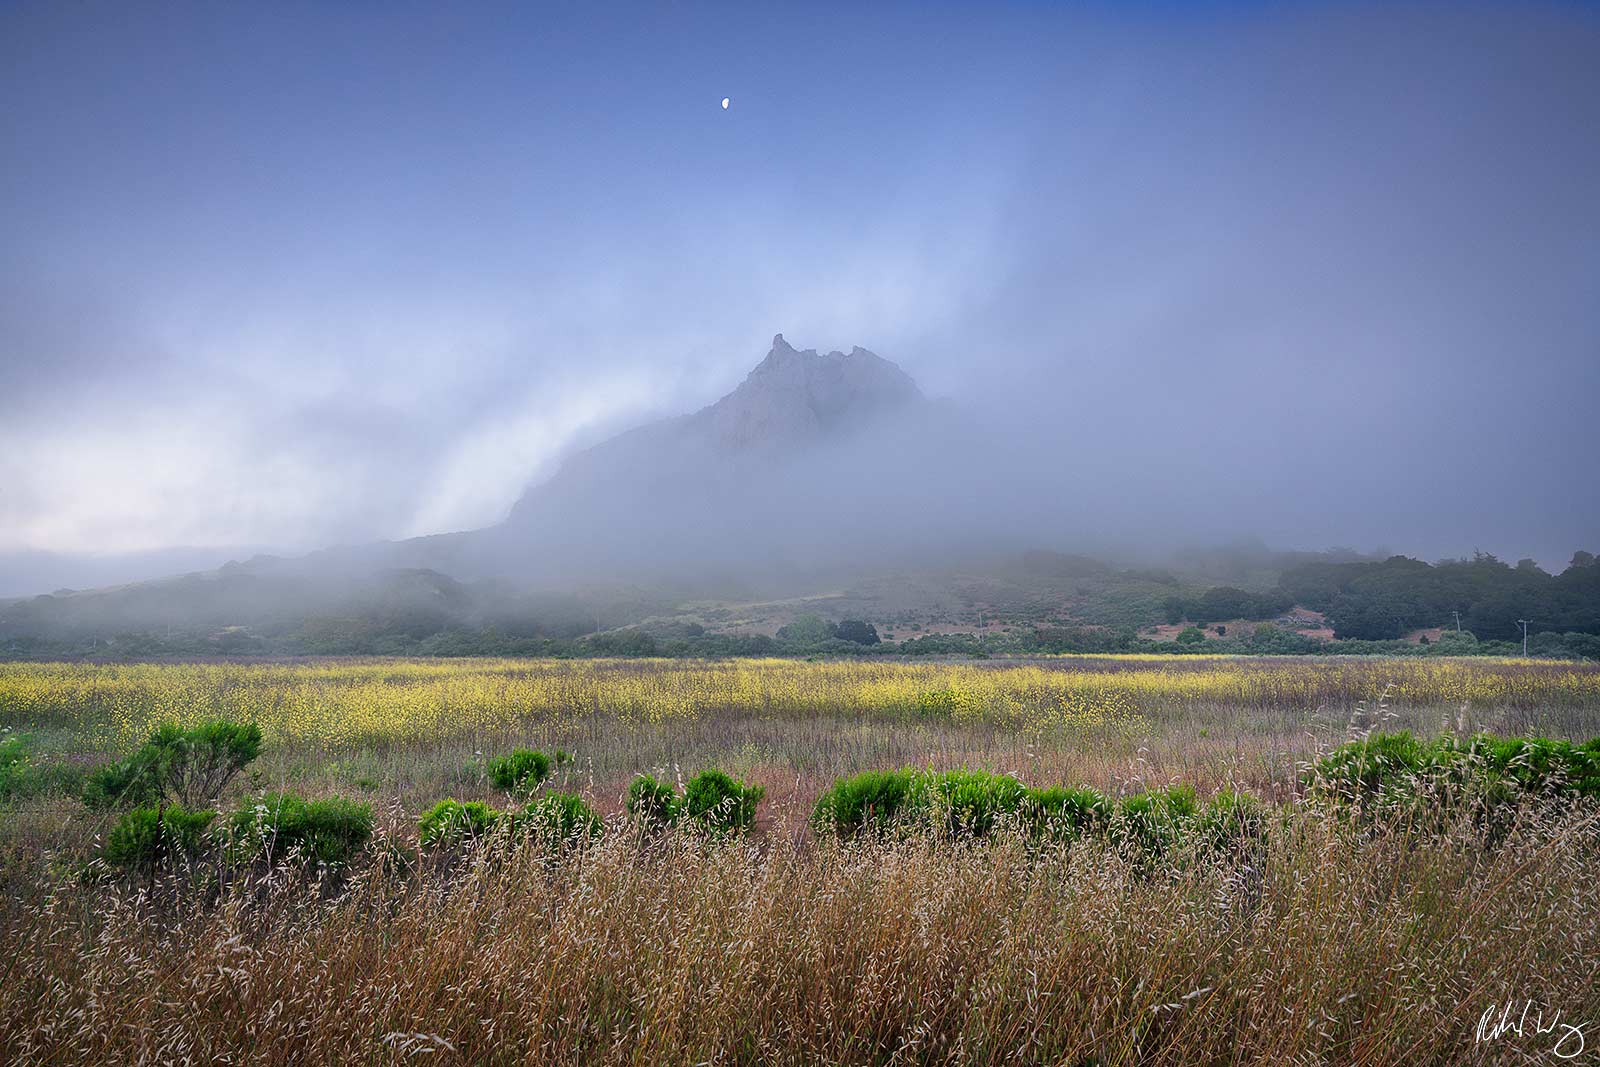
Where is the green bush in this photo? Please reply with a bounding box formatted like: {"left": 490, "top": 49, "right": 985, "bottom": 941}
{"left": 84, "top": 719, "right": 262, "bottom": 810}
{"left": 1024, "top": 785, "right": 1111, "bottom": 841}
{"left": 83, "top": 752, "right": 165, "bottom": 809}
{"left": 1311, "top": 732, "right": 1600, "bottom": 817}
{"left": 1195, "top": 788, "right": 1267, "bottom": 855}
{"left": 418, "top": 799, "right": 503, "bottom": 849}
{"left": 812, "top": 769, "right": 917, "bottom": 836}
{"left": 518, "top": 791, "right": 602, "bottom": 845}
{"left": 626, "top": 773, "right": 682, "bottom": 829}
{"left": 0, "top": 736, "right": 85, "bottom": 802}
{"left": 1313, "top": 731, "right": 1434, "bottom": 804}
{"left": 0, "top": 737, "right": 26, "bottom": 795}
{"left": 833, "top": 619, "right": 881, "bottom": 645}
{"left": 813, "top": 769, "right": 1109, "bottom": 842}
{"left": 487, "top": 749, "right": 552, "bottom": 797}
{"left": 1457, "top": 735, "right": 1600, "bottom": 797}
{"left": 1112, "top": 784, "right": 1199, "bottom": 858}
{"left": 224, "top": 793, "right": 374, "bottom": 867}
{"left": 683, "top": 769, "right": 764, "bottom": 835}
{"left": 775, "top": 614, "right": 834, "bottom": 647}
{"left": 912, "top": 769, "right": 1032, "bottom": 838}
{"left": 814, "top": 767, "right": 1275, "bottom": 860}
{"left": 104, "top": 804, "right": 216, "bottom": 871}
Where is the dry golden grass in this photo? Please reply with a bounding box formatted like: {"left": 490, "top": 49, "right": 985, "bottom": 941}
{"left": 2, "top": 802, "right": 1597, "bottom": 1065}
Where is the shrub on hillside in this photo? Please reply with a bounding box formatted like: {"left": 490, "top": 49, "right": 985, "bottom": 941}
{"left": 583, "top": 630, "right": 658, "bottom": 656}
{"left": 833, "top": 620, "right": 881, "bottom": 646}
{"left": 775, "top": 614, "right": 835, "bottom": 647}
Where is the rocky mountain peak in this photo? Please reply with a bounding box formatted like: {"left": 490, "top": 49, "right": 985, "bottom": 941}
{"left": 503, "top": 333, "right": 924, "bottom": 528}
{"left": 706, "top": 334, "right": 922, "bottom": 449}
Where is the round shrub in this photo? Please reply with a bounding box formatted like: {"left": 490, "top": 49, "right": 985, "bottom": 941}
{"left": 1023, "top": 785, "right": 1111, "bottom": 841}
{"left": 1312, "top": 731, "right": 1433, "bottom": 805}
{"left": 1111, "top": 784, "right": 1199, "bottom": 859}
{"left": 518, "top": 792, "right": 602, "bottom": 846}
{"left": 1310, "top": 732, "right": 1600, "bottom": 825}
{"left": 812, "top": 769, "right": 916, "bottom": 837}
{"left": 84, "top": 718, "right": 261, "bottom": 810}
{"left": 225, "top": 792, "right": 374, "bottom": 868}
{"left": 812, "top": 769, "right": 1108, "bottom": 842}
{"left": 683, "top": 770, "right": 764, "bottom": 835}
{"left": 418, "top": 799, "right": 503, "bottom": 849}
{"left": 910, "top": 769, "right": 1031, "bottom": 838}
{"left": 104, "top": 804, "right": 216, "bottom": 871}
{"left": 626, "top": 774, "right": 682, "bottom": 830}
{"left": 487, "top": 749, "right": 553, "bottom": 797}
{"left": 1195, "top": 788, "right": 1266, "bottom": 855}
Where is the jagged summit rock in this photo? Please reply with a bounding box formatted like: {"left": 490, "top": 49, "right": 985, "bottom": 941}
{"left": 705, "top": 334, "right": 922, "bottom": 449}
{"left": 501, "top": 332, "right": 923, "bottom": 530}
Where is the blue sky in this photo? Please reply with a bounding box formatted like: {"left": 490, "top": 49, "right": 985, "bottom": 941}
{"left": 1, "top": 1, "right": 1597, "bottom": 573}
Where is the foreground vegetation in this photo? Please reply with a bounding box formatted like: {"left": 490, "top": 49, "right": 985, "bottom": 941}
{"left": 3, "top": 760, "right": 1597, "bottom": 1064}
{"left": 3, "top": 655, "right": 1599, "bottom": 1063}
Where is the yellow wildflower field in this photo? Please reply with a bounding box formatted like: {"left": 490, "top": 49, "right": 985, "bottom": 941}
{"left": 2, "top": 655, "right": 1595, "bottom": 751}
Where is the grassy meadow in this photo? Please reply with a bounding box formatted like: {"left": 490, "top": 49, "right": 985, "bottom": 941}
{"left": 3, "top": 654, "right": 1599, "bottom": 1064}
{"left": 5, "top": 655, "right": 1598, "bottom": 820}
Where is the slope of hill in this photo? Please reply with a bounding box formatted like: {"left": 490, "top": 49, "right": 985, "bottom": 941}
{"left": 1, "top": 335, "right": 942, "bottom": 641}
{"left": 6, "top": 333, "right": 1598, "bottom": 661}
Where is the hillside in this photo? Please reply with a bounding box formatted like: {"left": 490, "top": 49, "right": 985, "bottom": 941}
{"left": 3, "top": 338, "right": 1598, "bottom": 660}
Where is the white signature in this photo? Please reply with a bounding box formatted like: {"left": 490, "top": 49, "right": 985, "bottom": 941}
{"left": 1477, "top": 1000, "right": 1588, "bottom": 1060}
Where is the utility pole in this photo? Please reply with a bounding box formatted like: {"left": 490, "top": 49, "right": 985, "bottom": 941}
{"left": 1516, "top": 619, "right": 1532, "bottom": 656}
{"left": 1451, "top": 610, "right": 1462, "bottom": 632}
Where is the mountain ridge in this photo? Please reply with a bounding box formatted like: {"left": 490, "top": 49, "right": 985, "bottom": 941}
{"left": 502, "top": 334, "right": 923, "bottom": 531}
{"left": 701, "top": 333, "right": 922, "bottom": 450}
{"left": 1, "top": 334, "right": 934, "bottom": 601}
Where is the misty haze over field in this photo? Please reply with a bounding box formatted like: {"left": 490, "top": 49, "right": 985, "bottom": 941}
{"left": 1, "top": 2, "right": 1598, "bottom": 598}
